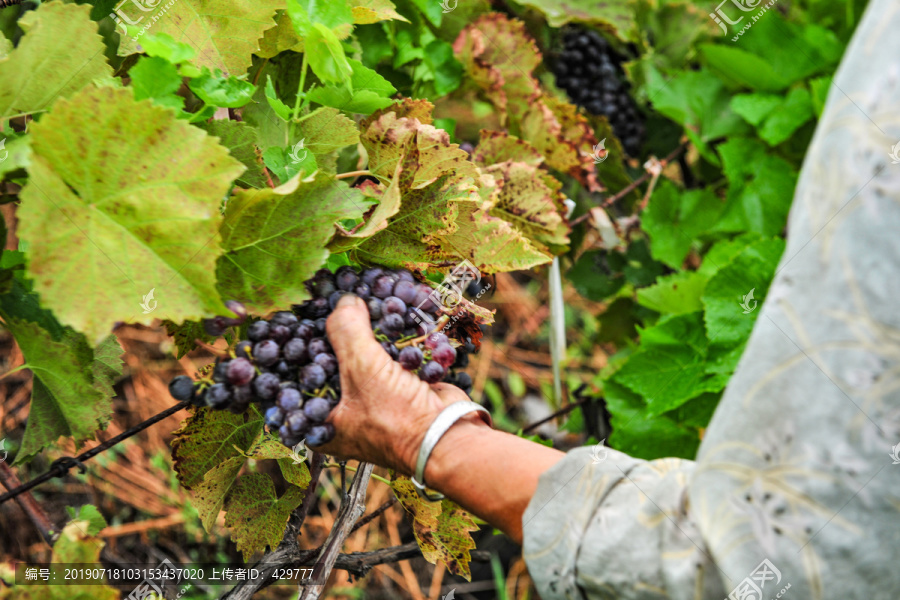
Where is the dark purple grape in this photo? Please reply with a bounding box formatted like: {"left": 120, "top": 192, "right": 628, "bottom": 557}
{"left": 287, "top": 411, "right": 311, "bottom": 435}
{"left": 431, "top": 343, "right": 457, "bottom": 368}
{"left": 393, "top": 269, "right": 415, "bottom": 283}
{"left": 372, "top": 275, "right": 395, "bottom": 299}
{"left": 367, "top": 297, "right": 384, "bottom": 320}
{"left": 307, "top": 297, "right": 330, "bottom": 318}
{"left": 191, "top": 386, "right": 207, "bottom": 407}
{"left": 383, "top": 296, "right": 407, "bottom": 315}
{"left": 235, "top": 340, "right": 253, "bottom": 359}
{"left": 253, "top": 339, "right": 280, "bottom": 366}
{"left": 381, "top": 341, "right": 399, "bottom": 360}
{"left": 270, "top": 311, "right": 299, "bottom": 328}
{"left": 314, "top": 318, "right": 327, "bottom": 334}
{"left": 303, "top": 396, "right": 331, "bottom": 423}
{"left": 277, "top": 388, "right": 303, "bottom": 411}
{"left": 301, "top": 364, "right": 327, "bottom": 390}
{"left": 253, "top": 372, "right": 281, "bottom": 399}
{"left": 353, "top": 283, "right": 371, "bottom": 300}
{"left": 226, "top": 358, "right": 255, "bottom": 386}
{"left": 455, "top": 371, "right": 473, "bottom": 392}
{"left": 314, "top": 353, "right": 338, "bottom": 377}
{"left": 247, "top": 320, "right": 270, "bottom": 342}
{"left": 232, "top": 384, "right": 253, "bottom": 404}
{"left": 311, "top": 275, "right": 336, "bottom": 298}
{"left": 225, "top": 300, "right": 247, "bottom": 322}
{"left": 414, "top": 284, "right": 440, "bottom": 314}
{"left": 168, "top": 375, "right": 194, "bottom": 401}
{"left": 419, "top": 360, "right": 446, "bottom": 383}
{"left": 453, "top": 347, "right": 469, "bottom": 368}
{"left": 279, "top": 425, "right": 301, "bottom": 447}
{"left": 306, "top": 423, "right": 335, "bottom": 446}
{"left": 270, "top": 324, "right": 292, "bottom": 344}
{"left": 212, "top": 361, "right": 228, "bottom": 383}
{"left": 308, "top": 337, "right": 330, "bottom": 357}
{"left": 283, "top": 338, "right": 308, "bottom": 363}
{"left": 275, "top": 360, "right": 294, "bottom": 379}
{"left": 329, "top": 290, "right": 348, "bottom": 310}
{"left": 392, "top": 280, "right": 417, "bottom": 304}
{"left": 380, "top": 313, "right": 404, "bottom": 333}
{"left": 206, "top": 383, "right": 232, "bottom": 409}
{"left": 424, "top": 332, "right": 449, "bottom": 349}
{"left": 398, "top": 346, "right": 423, "bottom": 370}
{"left": 327, "top": 374, "right": 341, "bottom": 396}
{"left": 265, "top": 406, "right": 286, "bottom": 428}
{"left": 336, "top": 268, "right": 359, "bottom": 291}
{"left": 294, "top": 321, "right": 315, "bottom": 341}
{"left": 361, "top": 267, "right": 384, "bottom": 287}
{"left": 203, "top": 316, "right": 229, "bottom": 337}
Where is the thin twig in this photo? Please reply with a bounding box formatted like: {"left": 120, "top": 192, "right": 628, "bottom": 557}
{"left": 350, "top": 496, "right": 397, "bottom": 534}
{"left": 0, "top": 461, "right": 58, "bottom": 545}
{"left": 520, "top": 398, "right": 592, "bottom": 434}
{"left": 334, "top": 169, "right": 371, "bottom": 180}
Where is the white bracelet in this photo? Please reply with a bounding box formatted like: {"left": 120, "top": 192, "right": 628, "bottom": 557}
{"left": 411, "top": 401, "right": 492, "bottom": 501}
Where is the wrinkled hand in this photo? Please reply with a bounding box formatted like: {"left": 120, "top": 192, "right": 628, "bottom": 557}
{"left": 314, "top": 294, "right": 470, "bottom": 474}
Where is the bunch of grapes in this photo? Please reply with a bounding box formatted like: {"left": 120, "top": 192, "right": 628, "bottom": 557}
{"left": 168, "top": 266, "right": 479, "bottom": 449}
{"left": 552, "top": 27, "right": 645, "bottom": 156}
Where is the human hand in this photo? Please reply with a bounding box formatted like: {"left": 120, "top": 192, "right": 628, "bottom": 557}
{"left": 313, "top": 294, "right": 478, "bottom": 474}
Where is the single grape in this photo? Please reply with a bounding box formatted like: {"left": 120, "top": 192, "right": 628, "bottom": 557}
{"left": 203, "top": 316, "right": 229, "bottom": 337}
{"left": 353, "top": 283, "right": 371, "bottom": 300}
{"left": 253, "top": 339, "right": 280, "bottom": 367}
{"left": 303, "top": 396, "right": 331, "bottom": 423}
{"left": 224, "top": 300, "right": 247, "bottom": 322}
{"left": 283, "top": 338, "right": 308, "bottom": 364}
{"left": 253, "top": 372, "right": 281, "bottom": 400}
{"left": 277, "top": 388, "right": 303, "bottom": 412}
{"left": 270, "top": 324, "right": 292, "bottom": 344}
{"left": 306, "top": 423, "right": 335, "bottom": 446}
{"left": 314, "top": 353, "right": 338, "bottom": 377}
{"left": 419, "top": 360, "right": 446, "bottom": 383}
{"left": 206, "top": 383, "right": 232, "bottom": 409}
{"left": 398, "top": 346, "right": 423, "bottom": 370}
{"left": 431, "top": 343, "right": 457, "bottom": 368}
{"left": 314, "top": 318, "right": 328, "bottom": 334}
{"left": 383, "top": 296, "right": 407, "bottom": 315}
{"left": 455, "top": 371, "right": 473, "bottom": 392}
{"left": 287, "top": 411, "right": 311, "bottom": 435}
{"left": 380, "top": 313, "right": 404, "bottom": 334}
{"left": 393, "top": 269, "right": 415, "bottom": 283}
{"left": 294, "top": 321, "right": 315, "bottom": 341}
{"left": 302, "top": 364, "right": 327, "bottom": 390}
{"left": 168, "top": 375, "right": 194, "bottom": 401}
{"left": 424, "top": 332, "right": 449, "bottom": 350}
{"left": 390, "top": 279, "right": 416, "bottom": 304}
{"left": 279, "top": 425, "right": 301, "bottom": 448}
{"left": 247, "top": 320, "right": 270, "bottom": 342}
{"left": 329, "top": 290, "right": 348, "bottom": 310}
{"left": 270, "top": 311, "right": 299, "bottom": 328}
{"left": 335, "top": 268, "right": 359, "bottom": 291}
{"left": 226, "top": 358, "right": 255, "bottom": 386}
{"left": 367, "top": 297, "right": 384, "bottom": 320}
{"left": 307, "top": 297, "right": 331, "bottom": 318}
{"left": 361, "top": 267, "right": 384, "bottom": 287}
{"left": 212, "top": 361, "right": 229, "bottom": 383}
{"left": 381, "top": 341, "right": 399, "bottom": 360}
{"left": 311, "top": 276, "right": 336, "bottom": 298}
{"left": 265, "top": 406, "right": 286, "bottom": 428}
{"left": 414, "top": 284, "right": 439, "bottom": 313}
{"left": 308, "top": 337, "right": 330, "bottom": 357}
{"left": 372, "top": 275, "right": 395, "bottom": 299}
{"left": 232, "top": 384, "right": 253, "bottom": 404}
{"left": 235, "top": 340, "right": 253, "bottom": 359}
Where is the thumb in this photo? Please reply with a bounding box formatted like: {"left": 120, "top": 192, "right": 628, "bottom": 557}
{"left": 326, "top": 294, "right": 383, "bottom": 362}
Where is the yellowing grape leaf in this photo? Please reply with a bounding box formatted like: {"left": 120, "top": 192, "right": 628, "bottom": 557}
{"left": 19, "top": 86, "right": 244, "bottom": 343}
{"left": 330, "top": 163, "right": 404, "bottom": 250}
{"left": 117, "top": 0, "right": 284, "bottom": 75}
{"left": 217, "top": 173, "right": 366, "bottom": 314}
{"left": 201, "top": 120, "right": 268, "bottom": 189}
{"left": 350, "top": 0, "right": 409, "bottom": 23}
{"left": 224, "top": 473, "right": 306, "bottom": 560}
{"left": 9, "top": 319, "right": 122, "bottom": 463}
{"left": 391, "top": 475, "right": 479, "bottom": 580}
{"left": 0, "top": 2, "right": 113, "bottom": 119}
{"left": 471, "top": 130, "right": 543, "bottom": 167}
{"left": 296, "top": 107, "right": 361, "bottom": 157}
{"left": 514, "top": 0, "right": 636, "bottom": 42}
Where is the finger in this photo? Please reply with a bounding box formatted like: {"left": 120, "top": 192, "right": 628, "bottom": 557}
{"left": 432, "top": 382, "right": 471, "bottom": 404}
{"left": 326, "top": 294, "right": 383, "bottom": 362}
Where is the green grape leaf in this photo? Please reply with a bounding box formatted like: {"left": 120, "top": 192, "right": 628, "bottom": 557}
{"left": 350, "top": 0, "right": 409, "bottom": 24}
{"left": 223, "top": 474, "right": 305, "bottom": 560}
{"left": 330, "top": 164, "right": 403, "bottom": 248}
{"left": 513, "top": 0, "right": 635, "bottom": 42}
{"left": 642, "top": 180, "right": 724, "bottom": 268}
{"left": 307, "top": 58, "right": 397, "bottom": 114}
{"left": 188, "top": 67, "right": 256, "bottom": 108}
{"left": 191, "top": 455, "right": 245, "bottom": 531}
{"left": 65, "top": 505, "right": 108, "bottom": 537}
{"left": 163, "top": 319, "right": 215, "bottom": 358}
{"left": 116, "top": 0, "right": 284, "bottom": 76}
{"left": 0, "top": 2, "right": 113, "bottom": 118}
{"left": 0, "top": 133, "right": 32, "bottom": 182}
{"left": 286, "top": 0, "right": 355, "bottom": 37}
{"left": 702, "top": 237, "right": 786, "bottom": 346}
{"left": 408, "top": 0, "right": 443, "bottom": 27}
{"left": 137, "top": 32, "right": 198, "bottom": 65}
{"left": 217, "top": 174, "right": 367, "bottom": 314}
{"left": 200, "top": 120, "right": 268, "bottom": 189}
{"left": 262, "top": 144, "right": 318, "bottom": 184}
{"left": 731, "top": 92, "right": 782, "bottom": 127}
{"left": 391, "top": 475, "right": 479, "bottom": 580}
{"left": 129, "top": 56, "right": 185, "bottom": 112}
{"left": 758, "top": 87, "right": 814, "bottom": 147}
{"left": 8, "top": 319, "right": 121, "bottom": 463}
{"left": 418, "top": 39, "right": 464, "bottom": 96}
{"left": 306, "top": 23, "right": 353, "bottom": 85}
{"left": 296, "top": 106, "right": 362, "bottom": 157}
{"left": 265, "top": 76, "right": 292, "bottom": 121}
{"left": 19, "top": 86, "right": 244, "bottom": 342}
{"left": 567, "top": 250, "right": 625, "bottom": 301}
{"left": 636, "top": 270, "right": 708, "bottom": 315}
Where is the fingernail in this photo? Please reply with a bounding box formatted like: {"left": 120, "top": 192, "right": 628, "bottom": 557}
{"left": 336, "top": 293, "right": 361, "bottom": 309}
